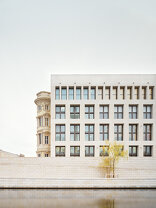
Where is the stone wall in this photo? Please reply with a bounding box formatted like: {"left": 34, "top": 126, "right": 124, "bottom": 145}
{"left": 0, "top": 157, "right": 156, "bottom": 188}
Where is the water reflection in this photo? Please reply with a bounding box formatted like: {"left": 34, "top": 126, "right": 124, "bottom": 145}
{"left": 97, "top": 199, "right": 114, "bottom": 208}
{"left": 0, "top": 189, "right": 155, "bottom": 208}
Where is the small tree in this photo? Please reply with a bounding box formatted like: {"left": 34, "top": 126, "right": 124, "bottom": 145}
{"left": 99, "top": 142, "right": 128, "bottom": 178}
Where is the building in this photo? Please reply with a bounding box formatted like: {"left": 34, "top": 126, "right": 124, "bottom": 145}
{"left": 34, "top": 91, "right": 51, "bottom": 157}
{"left": 35, "top": 74, "right": 156, "bottom": 159}
{"left": 0, "top": 149, "right": 24, "bottom": 157}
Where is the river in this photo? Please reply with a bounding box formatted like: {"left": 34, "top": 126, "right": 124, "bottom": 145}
{"left": 0, "top": 189, "right": 156, "bottom": 208}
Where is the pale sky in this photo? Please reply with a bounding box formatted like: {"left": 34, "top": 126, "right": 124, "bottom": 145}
{"left": 0, "top": 0, "right": 156, "bottom": 156}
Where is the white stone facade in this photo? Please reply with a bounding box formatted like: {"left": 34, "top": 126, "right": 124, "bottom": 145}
{"left": 35, "top": 74, "right": 156, "bottom": 158}
{"left": 50, "top": 74, "right": 156, "bottom": 159}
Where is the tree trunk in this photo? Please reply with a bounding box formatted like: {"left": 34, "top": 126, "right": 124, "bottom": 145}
{"left": 113, "top": 159, "right": 115, "bottom": 178}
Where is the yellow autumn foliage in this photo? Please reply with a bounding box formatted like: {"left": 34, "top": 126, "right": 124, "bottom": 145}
{"left": 99, "top": 141, "right": 128, "bottom": 178}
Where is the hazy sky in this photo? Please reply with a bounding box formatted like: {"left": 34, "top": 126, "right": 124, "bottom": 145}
{"left": 0, "top": 0, "right": 156, "bottom": 156}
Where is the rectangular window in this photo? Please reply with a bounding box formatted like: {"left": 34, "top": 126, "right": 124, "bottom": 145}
{"left": 143, "top": 105, "right": 152, "bottom": 119}
{"left": 55, "top": 146, "right": 65, "bottom": 157}
{"left": 61, "top": 87, "right": 67, "bottom": 100}
{"left": 70, "top": 124, "right": 80, "bottom": 141}
{"left": 120, "top": 87, "right": 125, "bottom": 99}
{"left": 113, "top": 87, "right": 118, "bottom": 99}
{"left": 149, "top": 87, "right": 154, "bottom": 99}
{"left": 129, "top": 124, "right": 137, "bottom": 141}
{"left": 99, "top": 146, "right": 109, "bottom": 157}
{"left": 55, "top": 125, "right": 65, "bottom": 141}
{"left": 114, "top": 124, "right": 123, "bottom": 141}
{"left": 129, "top": 105, "right": 137, "bottom": 119}
{"left": 55, "top": 87, "right": 60, "bottom": 100}
{"left": 91, "top": 87, "right": 96, "bottom": 100}
{"left": 144, "top": 146, "right": 152, "bottom": 157}
{"left": 129, "top": 146, "right": 138, "bottom": 157}
{"left": 143, "top": 124, "right": 152, "bottom": 141}
{"left": 98, "top": 87, "right": 103, "bottom": 100}
{"left": 45, "top": 154, "right": 49, "bottom": 157}
{"left": 69, "top": 87, "right": 74, "bottom": 100}
{"left": 114, "top": 105, "right": 123, "bottom": 119}
{"left": 45, "top": 136, "right": 49, "bottom": 144}
{"left": 38, "top": 105, "right": 42, "bottom": 111}
{"left": 85, "top": 105, "right": 94, "bottom": 119}
{"left": 39, "top": 117, "right": 43, "bottom": 127}
{"left": 83, "top": 87, "right": 89, "bottom": 100}
{"left": 85, "top": 146, "right": 94, "bottom": 157}
{"left": 85, "top": 124, "right": 94, "bottom": 141}
{"left": 76, "top": 87, "right": 81, "bottom": 100}
{"left": 70, "top": 105, "right": 80, "bottom": 119}
{"left": 55, "top": 105, "right": 65, "bottom": 119}
{"left": 39, "top": 133, "right": 42, "bottom": 144}
{"left": 38, "top": 154, "right": 41, "bottom": 157}
{"left": 45, "top": 118, "right": 49, "bottom": 126}
{"left": 105, "top": 87, "right": 110, "bottom": 99}
{"left": 134, "top": 87, "right": 139, "bottom": 99}
{"left": 100, "top": 124, "right": 109, "bottom": 141}
{"left": 99, "top": 105, "right": 109, "bottom": 119}
{"left": 142, "top": 87, "right": 146, "bottom": 99}
{"left": 70, "top": 146, "right": 80, "bottom": 157}
{"left": 45, "top": 105, "right": 49, "bottom": 110}
{"left": 127, "top": 87, "right": 132, "bottom": 99}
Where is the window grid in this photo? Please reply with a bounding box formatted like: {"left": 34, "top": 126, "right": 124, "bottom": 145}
{"left": 39, "top": 117, "right": 43, "bottom": 127}
{"left": 99, "top": 105, "right": 109, "bottom": 119}
{"left": 144, "top": 146, "right": 152, "bottom": 157}
{"left": 114, "top": 124, "right": 123, "bottom": 141}
{"left": 100, "top": 124, "right": 109, "bottom": 141}
{"left": 91, "top": 87, "right": 96, "bottom": 100}
{"left": 114, "top": 105, "right": 123, "bottom": 119}
{"left": 129, "top": 105, "right": 137, "bottom": 119}
{"left": 55, "top": 87, "right": 60, "bottom": 100}
{"left": 55, "top": 146, "right": 65, "bottom": 157}
{"left": 70, "top": 146, "right": 80, "bottom": 157}
{"left": 76, "top": 87, "right": 81, "bottom": 100}
{"left": 85, "top": 146, "right": 94, "bottom": 157}
{"left": 129, "top": 124, "right": 137, "bottom": 141}
{"left": 45, "top": 136, "right": 49, "bottom": 144}
{"left": 55, "top": 125, "right": 65, "bottom": 141}
{"left": 143, "top": 124, "right": 152, "bottom": 141}
{"left": 45, "top": 118, "right": 49, "bottom": 126}
{"left": 70, "top": 106, "right": 80, "bottom": 119}
{"left": 99, "top": 146, "right": 109, "bottom": 157}
{"left": 39, "top": 133, "right": 42, "bottom": 144}
{"left": 70, "top": 125, "right": 80, "bottom": 141}
{"left": 85, "top": 105, "right": 94, "bottom": 119}
{"left": 61, "top": 87, "right": 67, "bottom": 100}
{"left": 38, "top": 105, "right": 42, "bottom": 111}
{"left": 143, "top": 105, "right": 152, "bottom": 119}
{"left": 56, "top": 105, "right": 65, "bottom": 119}
{"left": 83, "top": 87, "right": 89, "bottom": 100}
{"left": 69, "top": 87, "right": 74, "bottom": 100}
{"left": 45, "top": 105, "right": 49, "bottom": 110}
{"left": 85, "top": 125, "right": 94, "bottom": 141}
{"left": 129, "top": 146, "right": 138, "bottom": 157}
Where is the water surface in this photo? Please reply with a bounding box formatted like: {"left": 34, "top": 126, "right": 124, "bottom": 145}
{"left": 0, "top": 189, "right": 156, "bottom": 208}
